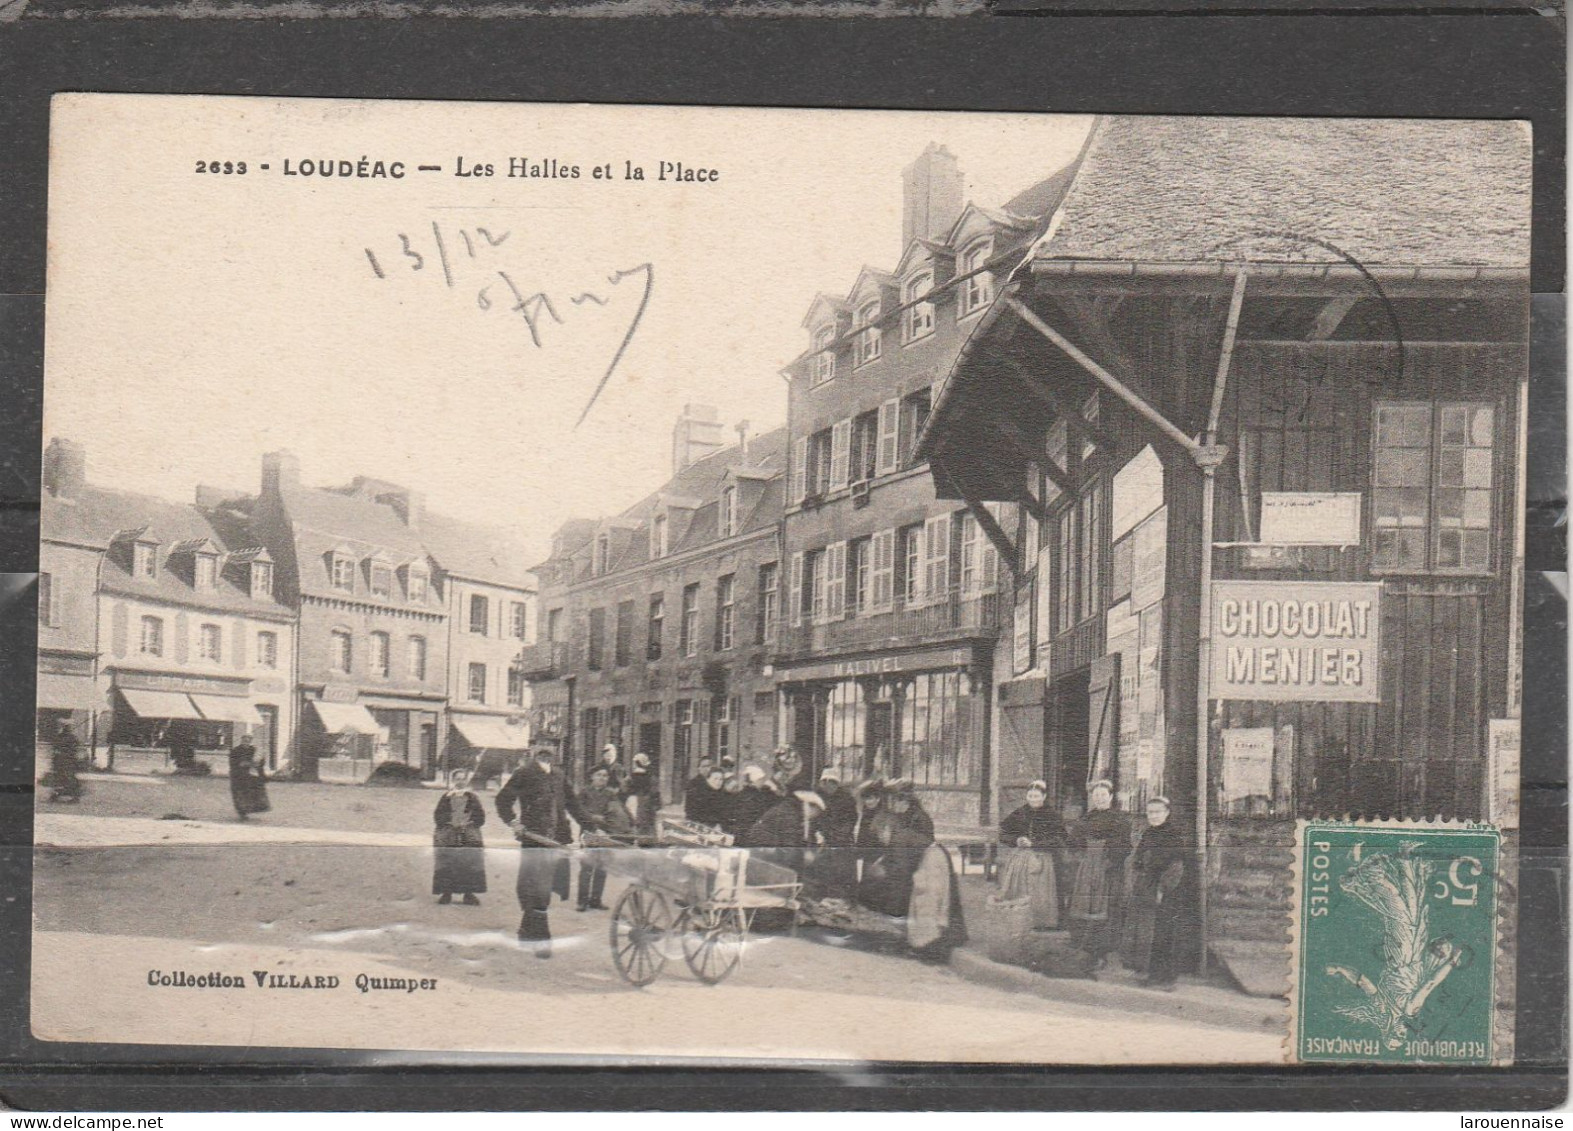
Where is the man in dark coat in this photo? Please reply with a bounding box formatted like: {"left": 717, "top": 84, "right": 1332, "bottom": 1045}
{"left": 883, "top": 779, "right": 935, "bottom": 844}
{"left": 685, "top": 765, "right": 731, "bottom": 830}
{"left": 1124, "top": 797, "right": 1193, "bottom": 989}
{"left": 496, "top": 747, "right": 577, "bottom": 956}
{"left": 45, "top": 721, "right": 84, "bottom": 802}
{"left": 573, "top": 765, "right": 634, "bottom": 912}
{"left": 227, "top": 738, "right": 270, "bottom": 820}
{"left": 624, "top": 752, "right": 660, "bottom": 840}
{"left": 810, "top": 768, "right": 859, "bottom": 899}
{"left": 742, "top": 790, "right": 826, "bottom": 874}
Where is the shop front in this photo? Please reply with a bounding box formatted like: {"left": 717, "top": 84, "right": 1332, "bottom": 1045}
{"left": 776, "top": 643, "right": 991, "bottom": 827}
{"left": 448, "top": 712, "right": 531, "bottom": 785}
{"left": 36, "top": 652, "right": 98, "bottom": 767}
{"left": 104, "top": 669, "right": 268, "bottom": 775}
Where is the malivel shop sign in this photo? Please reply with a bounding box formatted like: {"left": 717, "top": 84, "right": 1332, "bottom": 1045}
{"left": 1211, "top": 581, "right": 1381, "bottom": 703}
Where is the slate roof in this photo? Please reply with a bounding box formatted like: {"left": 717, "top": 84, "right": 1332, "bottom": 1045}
{"left": 41, "top": 485, "right": 293, "bottom": 619}
{"left": 1038, "top": 116, "right": 1532, "bottom": 270}
{"left": 420, "top": 512, "right": 536, "bottom": 591}
{"left": 551, "top": 426, "right": 787, "bottom": 582}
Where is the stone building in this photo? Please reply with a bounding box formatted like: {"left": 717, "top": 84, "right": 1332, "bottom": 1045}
{"left": 35, "top": 440, "right": 299, "bottom": 775}
{"left": 520, "top": 410, "right": 786, "bottom": 800}
{"left": 250, "top": 452, "right": 451, "bottom": 780}
{"left": 772, "top": 143, "right": 1078, "bottom": 828}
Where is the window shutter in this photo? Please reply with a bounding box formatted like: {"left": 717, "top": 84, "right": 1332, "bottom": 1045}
{"left": 791, "top": 437, "right": 808, "bottom": 504}
{"left": 871, "top": 530, "right": 895, "bottom": 612}
{"left": 877, "top": 400, "right": 900, "bottom": 475}
{"left": 789, "top": 552, "right": 804, "bottom": 626}
{"left": 810, "top": 551, "right": 828, "bottom": 624}
{"left": 960, "top": 514, "right": 978, "bottom": 594}
{"left": 830, "top": 420, "right": 852, "bottom": 491}
{"left": 824, "top": 541, "right": 846, "bottom": 621}
{"left": 924, "top": 514, "right": 951, "bottom": 600}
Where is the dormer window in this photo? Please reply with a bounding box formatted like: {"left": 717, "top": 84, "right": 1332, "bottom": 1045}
{"left": 855, "top": 301, "right": 882, "bottom": 367}
{"left": 720, "top": 486, "right": 738, "bottom": 539}
{"left": 405, "top": 564, "right": 428, "bottom": 602}
{"left": 651, "top": 514, "right": 668, "bottom": 559}
{"left": 250, "top": 560, "right": 273, "bottom": 599}
{"left": 330, "top": 553, "right": 355, "bottom": 592}
{"left": 903, "top": 271, "right": 935, "bottom": 343}
{"left": 193, "top": 552, "right": 217, "bottom": 590}
{"left": 594, "top": 534, "right": 611, "bottom": 577}
{"left": 369, "top": 562, "right": 393, "bottom": 598}
{"left": 133, "top": 542, "right": 157, "bottom": 579}
{"left": 812, "top": 325, "right": 837, "bottom": 386}
{"left": 960, "top": 240, "right": 994, "bottom": 317}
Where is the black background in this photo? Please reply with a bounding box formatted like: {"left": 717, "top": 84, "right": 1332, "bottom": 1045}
{"left": 0, "top": 11, "right": 1565, "bottom": 1110}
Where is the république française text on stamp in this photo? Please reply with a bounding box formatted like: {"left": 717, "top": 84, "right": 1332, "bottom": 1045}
{"left": 1292, "top": 820, "right": 1501, "bottom": 1066}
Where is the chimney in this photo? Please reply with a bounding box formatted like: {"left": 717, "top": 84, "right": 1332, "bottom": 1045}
{"left": 260, "top": 450, "right": 301, "bottom": 497}
{"left": 902, "top": 143, "right": 965, "bottom": 248}
{"left": 734, "top": 420, "right": 751, "bottom": 467}
{"left": 43, "top": 438, "right": 86, "bottom": 500}
{"left": 672, "top": 404, "right": 724, "bottom": 476}
{"left": 382, "top": 489, "right": 424, "bottom": 528}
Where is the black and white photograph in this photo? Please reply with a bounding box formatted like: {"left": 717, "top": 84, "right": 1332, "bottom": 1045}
{"left": 31, "top": 96, "right": 1531, "bottom": 1065}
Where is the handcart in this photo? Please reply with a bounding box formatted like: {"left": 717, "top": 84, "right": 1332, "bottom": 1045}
{"left": 583, "top": 817, "right": 802, "bottom": 987}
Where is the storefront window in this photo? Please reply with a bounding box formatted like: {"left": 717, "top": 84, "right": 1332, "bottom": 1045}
{"left": 1373, "top": 401, "right": 1494, "bottom": 573}
{"left": 794, "top": 670, "right": 980, "bottom": 790}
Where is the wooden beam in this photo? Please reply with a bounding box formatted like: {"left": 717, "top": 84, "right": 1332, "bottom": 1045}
{"left": 1006, "top": 295, "right": 1203, "bottom": 458}
{"left": 1014, "top": 487, "right": 1049, "bottom": 525}
{"left": 997, "top": 416, "right": 1076, "bottom": 497}
{"left": 957, "top": 486, "right": 1019, "bottom": 576}
{"left": 1307, "top": 295, "right": 1359, "bottom": 340}
{"left": 998, "top": 353, "right": 1117, "bottom": 455}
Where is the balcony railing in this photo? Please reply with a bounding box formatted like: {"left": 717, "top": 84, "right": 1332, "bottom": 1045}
{"left": 516, "top": 640, "right": 572, "bottom": 680}
{"left": 772, "top": 590, "right": 1002, "bottom": 662}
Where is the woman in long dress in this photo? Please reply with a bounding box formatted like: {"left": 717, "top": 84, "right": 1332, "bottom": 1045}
{"left": 1122, "top": 796, "right": 1191, "bottom": 988}
{"left": 432, "top": 769, "right": 487, "bottom": 905}
{"left": 1065, "top": 779, "right": 1131, "bottom": 970}
{"left": 227, "top": 738, "right": 270, "bottom": 820}
{"left": 997, "top": 779, "right": 1064, "bottom": 930}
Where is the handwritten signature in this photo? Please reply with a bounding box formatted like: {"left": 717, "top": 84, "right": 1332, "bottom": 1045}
{"left": 364, "top": 221, "right": 653, "bottom": 428}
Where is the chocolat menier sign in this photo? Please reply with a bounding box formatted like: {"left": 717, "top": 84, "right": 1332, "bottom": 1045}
{"left": 1211, "top": 581, "right": 1382, "bottom": 704}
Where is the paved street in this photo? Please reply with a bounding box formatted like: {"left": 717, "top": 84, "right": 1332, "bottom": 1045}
{"left": 32, "top": 775, "right": 1282, "bottom": 1062}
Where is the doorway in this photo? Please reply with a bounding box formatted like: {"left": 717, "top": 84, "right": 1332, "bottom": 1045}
{"left": 255, "top": 705, "right": 278, "bottom": 772}
{"left": 1049, "top": 670, "right": 1091, "bottom": 821}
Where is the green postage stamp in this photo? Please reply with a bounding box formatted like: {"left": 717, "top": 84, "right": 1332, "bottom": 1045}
{"left": 1292, "top": 820, "right": 1501, "bottom": 1066}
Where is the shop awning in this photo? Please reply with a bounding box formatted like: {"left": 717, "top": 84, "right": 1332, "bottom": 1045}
{"left": 191, "top": 695, "right": 264, "bottom": 726}
{"left": 118, "top": 688, "right": 205, "bottom": 721}
{"left": 452, "top": 716, "right": 531, "bottom": 750}
{"left": 309, "top": 700, "right": 381, "bottom": 735}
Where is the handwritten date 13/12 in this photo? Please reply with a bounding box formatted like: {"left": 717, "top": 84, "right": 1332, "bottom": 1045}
{"left": 363, "top": 221, "right": 653, "bottom": 429}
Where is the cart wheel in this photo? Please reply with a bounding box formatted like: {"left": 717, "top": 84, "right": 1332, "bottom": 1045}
{"left": 610, "top": 885, "right": 673, "bottom": 987}
{"left": 679, "top": 904, "right": 748, "bottom": 985}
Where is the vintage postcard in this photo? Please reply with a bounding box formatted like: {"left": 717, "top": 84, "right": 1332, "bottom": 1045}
{"left": 33, "top": 95, "right": 1531, "bottom": 1064}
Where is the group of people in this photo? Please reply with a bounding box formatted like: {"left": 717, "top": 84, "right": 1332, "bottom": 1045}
{"left": 995, "top": 778, "right": 1193, "bottom": 988}
{"left": 42, "top": 721, "right": 272, "bottom": 823}
{"left": 427, "top": 743, "right": 666, "bottom": 953}
{"left": 428, "top": 743, "right": 967, "bottom": 965}
{"left": 681, "top": 749, "right": 966, "bottom": 964}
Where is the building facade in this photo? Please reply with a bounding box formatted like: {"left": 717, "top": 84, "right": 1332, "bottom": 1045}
{"left": 521, "top": 409, "right": 785, "bottom": 801}
{"left": 36, "top": 440, "right": 106, "bottom": 763}
{"left": 251, "top": 453, "right": 451, "bottom": 781}
{"left": 423, "top": 513, "right": 537, "bottom": 770}
{"left": 920, "top": 116, "right": 1530, "bottom": 982}
{"left": 35, "top": 441, "right": 299, "bottom": 776}
{"left": 772, "top": 144, "right": 1077, "bottom": 829}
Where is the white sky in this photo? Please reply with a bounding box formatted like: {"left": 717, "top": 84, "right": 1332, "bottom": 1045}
{"left": 44, "top": 96, "right": 1091, "bottom": 563}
